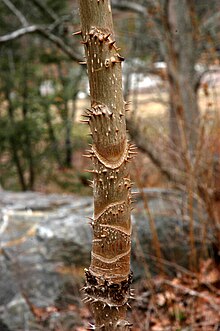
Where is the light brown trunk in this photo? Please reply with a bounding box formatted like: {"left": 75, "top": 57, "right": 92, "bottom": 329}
{"left": 78, "top": 1, "right": 135, "bottom": 330}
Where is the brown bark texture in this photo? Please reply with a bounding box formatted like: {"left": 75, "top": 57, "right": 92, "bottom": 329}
{"left": 78, "top": 1, "right": 135, "bottom": 330}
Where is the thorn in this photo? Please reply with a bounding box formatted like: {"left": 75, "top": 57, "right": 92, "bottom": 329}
{"left": 111, "top": 56, "right": 120, "bottom": 64}
{"left": 79, "top": 61, "right": 87, "bottom": 65}
{"left": 82, "top": 114, "right": 91, "bottom": 118}
{"left": 82, "top": 296, "right": 89, "bottom": 301}
{"left": 72, "top": 30, "right": 82, "bottom": 36}
{"left": 104, "top": 33, "right": 111, "bottom": 40}
{"left": 98, "top": 35, "right": 104, "bottom": 42}
{"left": 84, "top": 169, "right": 98, "bottom": 174}
{"left": 80, "top": 285, "right": 87, "bottom": 291}
{"left": 117, "top": 55, "right": 125, "bottom": 62}
{"left": 86, "top": 108, "right": 93, "bottom": 113}
{"left": 80, "top": 120, "right": 89, "bottom": 124}
{"left": 109, "top": 40, "right": 116, "bottom": 47}
{"left": 83, "top": 154, "right": 92, "bottom": 158}
{"left": 81, "top": 40, "right": 88, "bottom": 45}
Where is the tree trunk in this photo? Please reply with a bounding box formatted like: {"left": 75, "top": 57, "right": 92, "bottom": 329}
{"left": 64, "top": 101, "right": 73, "bottom": 168}
{"left": 5, "top": 90, "right": 27, "bottom": 191}
{"left": 21, "top": 61, "right": 35, "bottom": 190}
{"left": 160, "top": 0, "right": 199, "bottom": 151}
{"left": 44, "top": 103, "right": 63, "bottom": 168}
{"left": 78, "top": 1, "right": 135, "bottom": 330}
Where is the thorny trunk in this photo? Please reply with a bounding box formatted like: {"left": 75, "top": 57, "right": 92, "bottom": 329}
{"left": 78, "top": 1, "right": 135, "bottom": 330}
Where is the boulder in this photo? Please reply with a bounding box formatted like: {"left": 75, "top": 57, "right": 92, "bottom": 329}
{"left": 0, "top": 189, "right": 212, "bottom": 330}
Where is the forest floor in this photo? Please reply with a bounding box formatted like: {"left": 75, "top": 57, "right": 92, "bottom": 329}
{"left": 27, "top": 259, "right": 220, "bottom": 331}
{"left": 76, "top": 259, "right": 220, "bottom": 330}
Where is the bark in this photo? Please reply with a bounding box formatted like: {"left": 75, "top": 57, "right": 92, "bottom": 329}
{"left": 161, "top": 0, "right": 199, "bottom": 151}
{"left": 78, "top": 1, "right": 135, "bottom": 330}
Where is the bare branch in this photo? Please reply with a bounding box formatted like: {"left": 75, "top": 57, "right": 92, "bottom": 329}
{"left": 40, "top": 28, "right": 82, "bottom": 62}
{"left": 111, "top": 0, "right": 147, "bottom": 16}
{"left": 2, "top": 0, "right": 28, "bottom": 27}
{"left": 0, "top": 25, "right": 82, "bottom": 62}
{"left": 0, "top": 25, "right": 38, "bottom": 42}
{"left": 31, "top": 0, "right": 58, "bottom": 21}
{"left": 48, "top": 14, "right": 71, "bottom": 31}
{"left": 126, "top": 118, "right": 178, "bottom": 182}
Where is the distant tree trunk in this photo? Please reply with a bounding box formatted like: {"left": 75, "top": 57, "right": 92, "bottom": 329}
{"left": 78, "top": 1, "right": 135, "bottom": 330}
{"left": 44, "top": 103, "right": 62, "bottom": 168}
{"left": 5, "top": 90, "right": 27, "bottom": 191}
{"left": 161, "top": 0, "right": 199, "bottom": 151}
{"left": 63, "top": 100, "right": 73, "bottom": 167}
{"left": 21, "top": 61, "right": 35, "bottom": 190}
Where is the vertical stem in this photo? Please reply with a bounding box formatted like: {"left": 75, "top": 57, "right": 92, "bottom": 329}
{"left": 5, "top": 90, "right": 27, "bottom": 191}
{"left": 44, "top": 102, "right": 62, "bottom": 168}
{"left": 78, "top": 1, "right": 135, "bottom": 330}
{"left": 134, "top": 161, "right": 164, "bottom": 275}
{"left": 21, "top": 60, "right": 35, "bottom": 190}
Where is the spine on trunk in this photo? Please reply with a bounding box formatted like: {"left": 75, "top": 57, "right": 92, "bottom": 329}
{"left": 78, "top": 1, "right": 136, "bottom": 329}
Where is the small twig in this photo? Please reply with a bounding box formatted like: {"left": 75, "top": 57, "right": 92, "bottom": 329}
{"left": 162, "top": 279, "right": 220, "bottom": 312}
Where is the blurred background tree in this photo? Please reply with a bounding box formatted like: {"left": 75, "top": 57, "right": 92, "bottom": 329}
{"left": 0, "top": 0, "right": 220, "bottom": 196}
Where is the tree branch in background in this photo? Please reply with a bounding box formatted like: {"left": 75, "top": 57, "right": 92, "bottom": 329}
{"left": 0, "top": 25, "right": 39, "bottom": 42}
{"left": 126, "top": 118, "right": 178, "bottom": 183}
{"left": 0, "top": 0, "right": 82, "bottom": 62}
{"left": 0, "top": 25, "right": 82, "bottom": 62}
{"left": 2, "top": 0, "right": 28, "bottom": 27}
{"left": 31, "top": 0, "right": 58, "bottom": 21}
{"left": 111, "top": 0, "right": 147, "bottom": 17}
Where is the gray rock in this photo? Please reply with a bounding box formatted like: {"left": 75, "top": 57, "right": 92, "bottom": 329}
{"left": 0, "top": 189, "right": 212, "bottom": 330}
